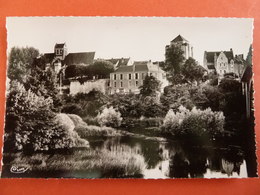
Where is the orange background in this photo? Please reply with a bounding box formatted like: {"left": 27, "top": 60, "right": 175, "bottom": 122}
{"left": 0, "top": 0, "right": 260, "bottom": 194}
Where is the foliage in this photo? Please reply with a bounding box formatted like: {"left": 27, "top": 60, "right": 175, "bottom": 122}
{"left": 246, "top": 44, "right": 252, "bottom": 66}
{"left": 54, "top": 114, "right": 89, "bottom": 149}
{"left": 107, "top": 93, "right": 143, "bottom": 118}
{"left": 88, "top": 60, "right": 114, "bottom": 79}
{"left": 218, "top": 77, "right": 245, "bottom": 116}
{"left": 65, "top": 64, "right": 87, "bottom": 79}
{"left": 181, "top": 57, "right": 205, "bottom": 83}
{"left": 162, "top": 106, "right": 225, "bottom": 138}
{"left": 61, "top": 90, "right": 109, "bottom": 117}
{"left": 207, "top": 72, "right": 218, "bottom": 86}
{"left": 8, "top": 47, "right": 39, "bottom": 83}
{"left": 24, "top": 67, "right": 61, "bottom": 111}
{"left": 61, "top": 103, "right": 83, "bottom": 115}
{"left": 141, "top": 96, "right": 165, "bottom": 118}
{"left": 65, "top": 60, "right": 114, "bottom": 79}
{"left": 139, "top": 75, "right": 161, "bottom": 97}
{"left": 164, "top": 44, "right": 185, "bottom": 75}
{"left": 4, "top": 81, "right": 87, "bottom": 152}
{"left": 160, "top": 84, "right": 195, "bottom": 112}
{"left": 97, "top": 106, "right": 122, "bottom": 127}
{"left": 108, "top": 93, "right": 164, "bottom": 118}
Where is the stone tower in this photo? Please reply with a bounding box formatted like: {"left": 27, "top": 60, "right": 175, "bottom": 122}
{"left": 54, "top": 43, "right": 67, "bottom": 60}
{"left": 166, "top": 35, "right": 193, "bottom": 59}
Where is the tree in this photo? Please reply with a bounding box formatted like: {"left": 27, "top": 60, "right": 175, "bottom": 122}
{"left": 163, "top": 45, "right": 185, "bottom": 81}
{"left": 5, "top": 81, "right": 58, "bottom": 151}
{"left": 24, "top": 66, "right": 61, "bottom": 111}
{"left": 181, "top": 57, "right": 205, "bottom": 83}
{"left": 65, "top": 64, "right": 88, "bottom": 79}
{"left": 218, "top": 77, "right": 244, "bottom": 116}
{"left": 139, "top": 75, "right": 161, "bottom": 97}
{"left": 246, "top": 44, "right": 252, "bottom": 66}
{"left": 8, "top": 47, "right": 39, "bottom": 83}
{"left": 88, "top": 60, "right": 114, "bottom": 79}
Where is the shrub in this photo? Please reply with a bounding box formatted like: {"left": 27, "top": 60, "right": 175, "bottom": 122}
{"left": 162, "top": 106, "right": 225, "bottom": 138}
{"left": 4, "top": 82, "right": 88, "bottom": 152}
{"left": 54, "top": 114, "right": 89, "bottom": 149}
{"left": 97, "top": 107, "right": 122, "bottom": 128}
{"left": 67, "top": 114, "right": 120, "bottom": 137}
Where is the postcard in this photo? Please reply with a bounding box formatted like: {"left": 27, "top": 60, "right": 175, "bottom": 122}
{"left": 1, "top": 17, "right": 256, "bottom": 178}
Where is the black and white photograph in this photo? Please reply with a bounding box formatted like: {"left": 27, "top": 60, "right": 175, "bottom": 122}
{"left": 1, "top": 17, "right": 256, "bottom": 179}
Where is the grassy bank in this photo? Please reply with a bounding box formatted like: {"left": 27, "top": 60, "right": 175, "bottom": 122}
{"left": 4, "top": 146, "right": 146, "bottom": 178}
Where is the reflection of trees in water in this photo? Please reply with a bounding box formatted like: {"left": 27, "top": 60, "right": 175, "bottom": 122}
{"left": 90, "top": 136, "right": 246, "bottom": 178}
{"left": 168, "top": 145, "right": 207, "bottom": 178}
{"left": 167, "top": 141, "right": 245, "bottom": 178}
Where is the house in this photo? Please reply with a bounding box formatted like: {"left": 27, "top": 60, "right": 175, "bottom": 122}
{"left": 102, "top": 58, "right": 132, "bottom": 69}
{"left": 109, "top": 60, "right": 168, "bottom": 94}
{"left": 166, "top": 35, "right": 193, "bottom": 59}
{"left": 203, "top": 49, "right": 245, "bottom": 77}
{"left": 40, "top": 43, "right": 95, "bottom": 94}
{"left": 43, "top": 43, "right": 95, "bottom": 74}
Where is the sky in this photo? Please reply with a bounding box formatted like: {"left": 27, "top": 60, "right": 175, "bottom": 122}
{"left": 7, "top": 17, "right": 253, "bottom": 64}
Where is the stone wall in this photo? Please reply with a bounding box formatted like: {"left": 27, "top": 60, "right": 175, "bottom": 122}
{"left": 69, "top": 79, "right": 109, "bottom": 95}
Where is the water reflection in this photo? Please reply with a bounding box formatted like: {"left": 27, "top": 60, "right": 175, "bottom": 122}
{"left": 89, "top": 135, "right": 248, "bottom": 178}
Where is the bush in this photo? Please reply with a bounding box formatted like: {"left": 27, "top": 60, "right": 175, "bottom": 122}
{"left": 4, "top": 82, "right": 88, "bottom": 152}
{"left": 54, "top": 114, "right": 89, "bottom": 149}
{"left": 97, "top": 107, "right": 122, "bottom": 128}
{"left": 67, "top": 114, "right": 120, "bottom": 137}
{"left": 162, "top": 106, "right": 225, "bottom": 138}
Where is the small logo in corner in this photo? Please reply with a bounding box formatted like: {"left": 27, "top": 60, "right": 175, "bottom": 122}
{"left": 10, "top": 165, "right": 29, "bottom": 173}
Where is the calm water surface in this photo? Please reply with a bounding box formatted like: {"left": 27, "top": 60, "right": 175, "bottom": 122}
{"left": 88, "top": 135, "right": 247, "bottom": 179}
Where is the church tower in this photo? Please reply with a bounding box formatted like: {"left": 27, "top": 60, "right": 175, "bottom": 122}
{"left": 166, "top": 35, "right": 193, "bottom": 59}
{"left": 54, "top": 43, "right": 67, "bottom": 60}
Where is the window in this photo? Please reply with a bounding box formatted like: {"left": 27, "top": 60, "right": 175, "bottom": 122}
{"left": 120, "top": 82, "right": 123, "bottom": 88}
{"left": 114, "top": 82, "right": 116, "bottom": 87}
{"left": 142, "top": 73, "right": 145, "bottom": 79}
{"left": 129, "top": 81, "right": 131, "bottom": 86}
{"left": 135, "top": 73, "right": 139, "bottom": 79}
{"left": 114, "top": 74, "right": 117, "bottom": 80}
{"left": 129, "top": 74, "right": 132, "bottom": 80}
{"left": 56, "top": 49, "right": 59, "bottom": 55}
{"left": 120, "top": 74, "right": 123, "bottom": 80}
{"left": 136, "top": 81, "right": 139, "bottom": 86}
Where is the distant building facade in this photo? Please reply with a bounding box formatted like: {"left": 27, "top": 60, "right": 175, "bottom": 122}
{"left": 41, "top": 43, "right": 96, "bottom": 94}
{"left": 102, "top": 58, "right": 133, "bottom": 69}
{"left": 109, "top": 61, "right": 168, "bottom": 94}
{"left": 203, "top": 49, "right": 245, "bottom": 77}
{"left": 166, "top": 35, "right": 193, "bottom": 59}
{"left": 43, "top": 43, "right": 95, "bottom": 74}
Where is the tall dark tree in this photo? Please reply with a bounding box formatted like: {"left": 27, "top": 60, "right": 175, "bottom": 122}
{"left": 139, "top": 75, "right": 161, "bottom": 97}
{"left": 8, "top": 47, "right": 39, "bottom": 83}
{"left": 24, "top": 66, "right": 60, "bottom": 111}
{"left": 246, "top": 44, "right": 252, "bottom": 66}
{"left": 181, "top": 57, "right": 205, "bottom": 84}
{"left": 163, "top": 45, "right": 185, "bottom": 81}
